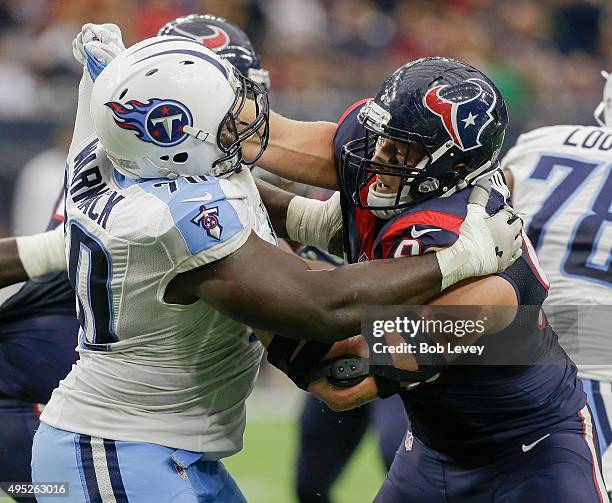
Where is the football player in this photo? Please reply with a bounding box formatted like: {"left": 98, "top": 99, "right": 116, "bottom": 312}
{"left": 242, "top": 57, "right": 609, "bottom": 502}
{"left": 0, "top": 15, "right": 271, "bottom": 496}
{"left": 17, "top": 29, "right": 520, "bottom": 503}
{"left": 161, "top": 17, "right": 410, "bottom": 497}
{"left": 502, "top": 69, "right": 612, "bottom": 497}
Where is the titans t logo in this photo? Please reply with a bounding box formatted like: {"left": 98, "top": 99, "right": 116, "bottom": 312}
{"left": 105, "top": 98, "right": 193, "bottom": 147}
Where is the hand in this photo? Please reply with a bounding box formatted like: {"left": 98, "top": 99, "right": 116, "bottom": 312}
{"left": 484, "top": 205, "right": 523, "bottom": 271}
{"left": 308, "top": 375, "right": 378, "bottom": 411}
{"left": 72, "top": 23, "right": 125, "bottom": 81}
{"left": 321, "top": 335, "right": 369, "bottom": 360}
{"left": 306, "top": 336, "right": 377, "bottom": 410}
{"left": 436, "top": 203, "right": 522, "bottom": 290}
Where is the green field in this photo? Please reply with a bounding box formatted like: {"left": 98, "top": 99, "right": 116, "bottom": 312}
{"left": 225, "top": 418, "right": 386, "bottom": 503}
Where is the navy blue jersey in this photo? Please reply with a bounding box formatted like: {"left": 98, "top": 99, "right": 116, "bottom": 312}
{"left": 334, "top": 102, "right": 586, "bottom": 457}
{"left": 0, "top": 188, "right": 78, "bottom": 403}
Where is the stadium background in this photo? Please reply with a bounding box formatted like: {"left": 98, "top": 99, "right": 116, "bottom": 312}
{"left": 0, "top": 0, "right": 610, "bottom": 501}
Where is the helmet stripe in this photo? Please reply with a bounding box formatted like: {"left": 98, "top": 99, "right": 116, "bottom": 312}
{"left": 132, "top": 49, "right": 228, "bottom": 79}
{"left": 131, "top": 37, "right": 195, "bottom": 53}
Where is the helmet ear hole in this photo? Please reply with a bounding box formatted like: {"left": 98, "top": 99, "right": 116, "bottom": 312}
{"left": 119, "top": 88, "right": 128, "bottom": 100}
{"left": 160, "top": 155, "right": 169, "bottom": 161}
{"left": 173, "top": 152, "right": 189, "bottom": 163}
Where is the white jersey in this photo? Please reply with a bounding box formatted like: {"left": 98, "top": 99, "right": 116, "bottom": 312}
{"left": 41, "top": 135, "right": 276, "bottom": 459}
{"left": 502, "top": 125, "right": 612, "bottom": 381}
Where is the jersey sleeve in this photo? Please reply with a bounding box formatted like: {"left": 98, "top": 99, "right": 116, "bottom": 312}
{"left": 67, "top": 70, "right": 96, "bottom": 160}
{"left": 144, "top": 176, "right": 252, "bottom": 275}
{"left": 373, "top": 209, "right": 464, "bottom": 259}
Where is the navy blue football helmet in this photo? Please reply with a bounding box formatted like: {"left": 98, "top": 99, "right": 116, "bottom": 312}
{"left": 340, "top": 57, "right": 508, "bottom": 214}
{"left": 157, "top": 14, "right": 270, "bottom": 89}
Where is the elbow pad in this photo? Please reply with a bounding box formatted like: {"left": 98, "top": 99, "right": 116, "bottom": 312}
{"left": 285, "top": 192, "right": 342, "bottom": 252}
{"left": 15, "top": 225, "right": 66, "bottom": 278}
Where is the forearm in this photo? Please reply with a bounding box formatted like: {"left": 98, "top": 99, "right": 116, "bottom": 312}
{"left": 254, "top": 178, "right": 293, "bottom": 238}
{"left": 0, "top": 239, "right": 28, "bottom": 288}
{"left": 371, "top": 275, "right": 518, "bottom": 370}
{"left": 243, "top": 105, "right": 339, "bottom": 189}
{"left": 262, "top": 114, "right": 338, "bottom": 189}
{"left": 192, "top": 234, "right": 442, "bottom": 343}
{"left": 10, "top": 226, "right": 67, "bottom": 287}
{"left": 256, "top": 253, "right": 442, "bottom": 342}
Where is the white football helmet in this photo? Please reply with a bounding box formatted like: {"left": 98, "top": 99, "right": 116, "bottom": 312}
{"left": 594, "top": 70, "right": 612, "bottom": 127}
{"left": 90, "top": 36, "right": 268, "bottom": 179}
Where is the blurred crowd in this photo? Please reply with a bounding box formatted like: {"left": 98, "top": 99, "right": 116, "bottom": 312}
{"left": 0, "top": 0, "right": 610, "bottom": 233}
{"left": 1, "top": 0, "right": 611, "bottom": 123}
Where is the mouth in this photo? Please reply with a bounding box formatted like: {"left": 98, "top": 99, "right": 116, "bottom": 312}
{"left": 374, "top": 176, "right": 397, "bottom": 194}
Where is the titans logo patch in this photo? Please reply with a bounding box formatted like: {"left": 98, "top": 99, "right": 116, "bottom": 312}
{"left": 105, "top": 98, "right": 193, "bottom": 147}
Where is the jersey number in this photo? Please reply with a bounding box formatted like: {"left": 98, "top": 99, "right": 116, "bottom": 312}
{"left": 67, "top": 222, "right": 117, "bottom": 349}
{"left": 394, "top": 238, "right": 421, "bottom": 257}
{"left": 527, "top": 155, "right": 611, "bottom": 285}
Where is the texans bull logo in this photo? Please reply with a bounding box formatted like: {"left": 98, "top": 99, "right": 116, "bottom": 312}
{"left": 423, "top": 78, "right": 497, "bottom": 151}
{"left": 197, "top": 26, "right": 230, "bottom": 50}
{"left": 105, "top": 98, "right": 193, "bottom": 148}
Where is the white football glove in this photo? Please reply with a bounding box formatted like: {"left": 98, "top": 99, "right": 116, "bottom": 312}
{"left": 72, "top": 23, "right": 125, "bottom": 81}
{"left": 436, "top": 204, "right": 523, "bottom": 290}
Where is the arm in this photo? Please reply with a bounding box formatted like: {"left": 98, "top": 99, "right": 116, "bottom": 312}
{"left": 0, "top": 225, "right": 67, "bottom": 289}
{"left": 310, "top": 274, "right": 518, "bottom": 411}
{"left": 254, "top": 178, "right": 293, "bottom": 239}
{"left": 243, "top": 107, "right": 339, "bottom": 189}
{"left": 168, "top": 197, "right": 521, "bottom": 342}
{"left": 170, "top": 231, "right": 442, "bottom": 343}
{"left": 0, "top": 239, "right": 29, "bottom": 289}
{"left": 67, "top": 69, "right": 95, "bottom": 159}
{"left": 69, "top": 23, "right": 125, "bottom": 158}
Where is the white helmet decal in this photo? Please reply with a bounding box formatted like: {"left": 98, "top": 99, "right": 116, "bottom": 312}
{"left": 105, "top": 99, "right": 193, "bottom": 147}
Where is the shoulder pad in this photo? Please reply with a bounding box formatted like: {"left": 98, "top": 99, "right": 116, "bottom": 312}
{"left": 138, "top": 176, "right": 248, "bottom": 256}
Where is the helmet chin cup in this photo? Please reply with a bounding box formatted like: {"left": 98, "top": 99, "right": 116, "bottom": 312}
{"left": 367, "top": 183, "right": 412, "bottom": 219}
